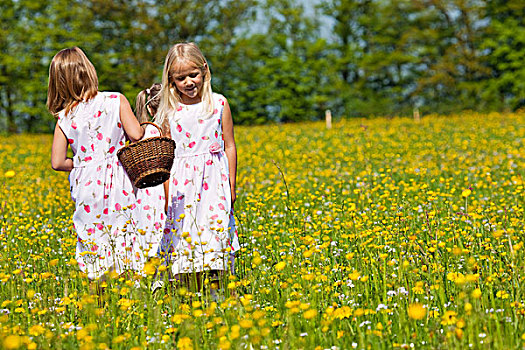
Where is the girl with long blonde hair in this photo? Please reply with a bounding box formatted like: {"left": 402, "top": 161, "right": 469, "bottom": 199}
{"left": 155, "top": 42, "right": 239, "bottom": 294}
{"left": 49, "top": 47, "right": 146, "bottom": 280}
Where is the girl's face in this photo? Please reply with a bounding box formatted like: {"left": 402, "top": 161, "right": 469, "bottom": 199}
{"left": 171, "top": 61, "right": 205, "bottom": 104}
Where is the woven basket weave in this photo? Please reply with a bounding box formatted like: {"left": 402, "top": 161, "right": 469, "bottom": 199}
{"left": 117, "top": 122, "right": 175, "bottom": 189}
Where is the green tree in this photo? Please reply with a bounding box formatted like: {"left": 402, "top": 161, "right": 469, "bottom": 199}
{"left": 0, "top": 0, "right": 18, "bottom": 132}
{"left": 319, "top": 0, "right": 421, "bottom": 117}
{"left": 0, "top": 0, "right": 101, "bottom": 132}
{"left": 482, "top": 0, "right": 525, "bottom": 110}
{"left": 0, "top": 0, "right": 257, "bottom": 132}
{"left": 410, "top": 0, "right": 490, "bottom": 114}
{"left": 226, "top": 0, "right": 332, "bottom": 124}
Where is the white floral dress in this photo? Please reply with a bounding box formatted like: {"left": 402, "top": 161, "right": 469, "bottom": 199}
{"left": 58, "top": 92, "right": 146, "bottom": 279}
{"left": 161, "top": 93, "right": 240, "bottom": 275}
{"left": 134, "top": 124, "right": 166, "bottom": 258}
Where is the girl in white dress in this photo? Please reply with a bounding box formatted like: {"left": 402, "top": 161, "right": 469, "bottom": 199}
{"left": 48, "top": 47, "right": 145, "bottom": 280}
{"left": 155, "top": 42, "right": 240, "bottom": 287}
{"left": 133, "top": 83, "right": 166, "bottom": 258}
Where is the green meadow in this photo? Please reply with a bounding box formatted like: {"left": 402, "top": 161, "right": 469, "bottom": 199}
{"left": 0, "top": 112, "right": 524, "bottom": 349}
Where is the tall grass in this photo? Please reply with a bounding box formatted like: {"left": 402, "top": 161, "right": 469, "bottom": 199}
{"left": 0, "top": 112, "right": 523, "bottom": 349}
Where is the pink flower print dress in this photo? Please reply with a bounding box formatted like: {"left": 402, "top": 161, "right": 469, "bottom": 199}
{"left": 134, "top": 124, "right": 166, "bottom": 258}
{"left": 57, "top": 92, "right": 146, "bottom": 279}
{"left": 161, "top": 93, "right": 240, "bottom": 275}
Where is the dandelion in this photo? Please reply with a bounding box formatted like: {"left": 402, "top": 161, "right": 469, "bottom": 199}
{"left": 349, "top": 270, "right": 360, "bottom": 280}
{"left": 464, "top": 303, "right": 473, "bottom": 314}
{"left": 219, "top": 336, "right": 231, "bottom": 350}
{"left": 177, "top": 337, "right": 193, "bottom": 350}
{"left": 408, "top": 303, "right": 426, "bottom": 320}
{"left": 441, "top": 310, "right": 457, "bottom": 326}
{"left": 239, "top": 319, "right": 253, "bottom": 328}
{"left": 461, "top": 189, "right": 472, "bottom": 197}
{"left": 143, "top": 262, "right": 156, "bottom": 276}
{"left": 471, "top": 288, "right": 482, "bottom": 299}
{"left": 26, "top": 289, "right": 35, "bottom": 299}
{"left": 455, "top": 328, "right": 464, "bottom": 339}
{"left": 303, "top": 309, "right": 318, "bottom": 319}
{"left": 3, "top": 335, "right": 21, "bottom": 349}
{"left": 496, "top": 290, "right": 509, "bottom": 299}
{"left": 412, "top": 281, "right": 425, "bottom": 294}
{"left": 274, "top": 261, "right": 286, "bottom": 271}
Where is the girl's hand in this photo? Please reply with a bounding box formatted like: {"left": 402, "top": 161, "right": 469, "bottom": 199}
{"left": 163, "top": 180, "right": 170, "bottom": 213}
{"left": 231, "top": 189, "right": 236, "bottom": 206}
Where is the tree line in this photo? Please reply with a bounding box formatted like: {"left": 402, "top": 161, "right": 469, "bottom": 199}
{"left": 0, "top": 0, "right": 523, "bottom": 133}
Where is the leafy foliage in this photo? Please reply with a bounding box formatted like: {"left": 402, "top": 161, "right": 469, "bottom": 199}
{"left": 0, "top": 0, "right": 523, "bottom": 131}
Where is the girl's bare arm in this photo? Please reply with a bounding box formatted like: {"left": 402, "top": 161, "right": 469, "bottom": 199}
{"left": 222, "top": 98, "right": 237, "bottom": 205}
{"left": 51, "top": 122, "right": 73, "bottom": 172}
{"left": 119, "top": 94, "right": 144, "bottom": 142}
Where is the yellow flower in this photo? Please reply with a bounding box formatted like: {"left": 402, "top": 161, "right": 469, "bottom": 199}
{"left": 143, "top": 262, "right": 156, "bottom": 276}
{"left": 171, "top": 314, "right": 190, "bottom": 324}
{"left": 464, "top": 303, "right": 473, "bottom": 313}
{"left": 496, "top": 290, "right": 509, "bottom": 299}
{"left": 219, "top": 336, "right": 231, "bottom": 350}
{"left": 112, "top": 335, "right": 125, "bottom": 344}
{"left": 239, "top": 319, "right": 253, "bottom": 328}
{"left": 274, "top": 261, "right": 286, "bottom": 271}
{"left": 407, "top": 303, "right": 426, "bottom": 320}
{"left": 461, "top": 188, "right": 471, "bottom": 197}
{"left": 29, "top": 325, "right": 45, "bottom": 336}
{"left": 349, "top": 270, "right": 360, "bottom": 280}
{"left": 447, "top": 272, "right": 465, "bottom": 284}
{"left": 177, "top": 336, "right": 193, "bottom": 350}
{"left": 252, "top": 256, "right": 262, "bottom": 266}
{"left": 465, "top": 274, "right": 479, "bottom": 282}
{"left": 230, "top": 325, "right": 241, "bottom": 339}
{"left": 77, "top": 328, "right": 88, "bottom": 341}
{"left": 4, "top": 170, "right": 15, "bottom": 178}
{"left": 471, "top": 288, "right": 482, "bottom": 299}
{"left": 412, "top": 281, "right": 425, "bottom": 294}
{"left": 3, "top": 335, "right": 21, "bottom": 349}
{"left": 455, "top": 328, "right": 464, "bottom": 339}
{"left": 441, "top": 310, "right": 457, "bottom": 325}
{"left": 271, "top": 320, "right": 283, "bottom": 327}
{"left": 41, "top": 272, "right": 53, "bottom": 279}
{"left": 303, "top": 309, "right": 317, "bottom": 319}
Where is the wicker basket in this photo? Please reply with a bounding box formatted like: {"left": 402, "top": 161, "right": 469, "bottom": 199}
{"left": 117, "top": 122, "right": 175, "bottom": 189}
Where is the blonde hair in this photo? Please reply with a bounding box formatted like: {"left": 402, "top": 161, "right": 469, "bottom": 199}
{"left": 135, "top": 83, "right": 162, "bottom": 123}
{"left": 155, "top": 42, "right": 214, "bottom": 132}
{"left": 47, "top": 47, "right": 98, "bottom": 117}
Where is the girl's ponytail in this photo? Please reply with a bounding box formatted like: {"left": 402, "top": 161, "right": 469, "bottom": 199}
{"left": 135, "top": 83, "right": 162, "bottom": 123}
{"left": 135, "top": 90, "right": 149, "bottom": 123}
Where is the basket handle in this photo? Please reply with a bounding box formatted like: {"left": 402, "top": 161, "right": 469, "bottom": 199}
{"left": 140, "top": 122, "right": 163, "bottom": 137}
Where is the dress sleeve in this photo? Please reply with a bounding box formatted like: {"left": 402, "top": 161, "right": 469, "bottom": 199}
{"left": 56, "top": 112, "right": 70, "bottom": 139}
